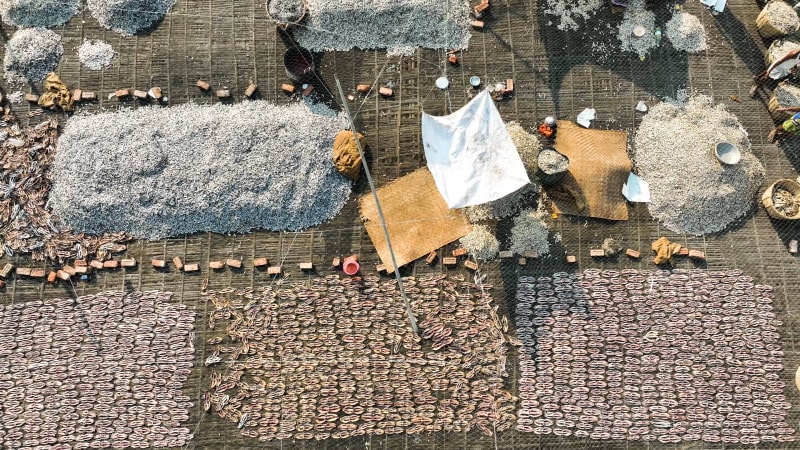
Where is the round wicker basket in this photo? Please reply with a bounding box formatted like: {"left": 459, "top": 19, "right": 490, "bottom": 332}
{"left": 762, "top": 178, "right": 800, "bottom": 220}
{"left": 266, "top": 0, "right": 308, "bottom": 30}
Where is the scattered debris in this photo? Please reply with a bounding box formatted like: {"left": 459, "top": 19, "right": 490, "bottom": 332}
{"left": 601, "top": 237, "right": 621, "bottom": 256}
{"left": 635, "top": 100, "right": 648, "bottom": 112}
{"left": 77, "top": 39, "right": 116, "bottom": 70}
{"left": 464, "top": 184, "right": 538, "bottom": 221}
{"left": 665, "top": 11, "right": 708, "bottom": 53}
{"left": 3, "top": 27, "right": 63, "bottom": 85}
{"left": 576, "top": 108, "right": 595, "bottom": 127}
{"left": 543, "top": 0, "right": 601, "bottom": 31}
{"left": 88, "top": 0, "right": 178, "bottom": 35}
{"left": 0, "top": 0, "right": 80, "bottom": 28}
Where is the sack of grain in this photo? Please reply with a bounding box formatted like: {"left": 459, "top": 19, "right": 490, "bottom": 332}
{"left": 757, "top": 1, "right": 800, "bottom": 39}
{"left": 769, "top": 81, "right": 800, "bottom": 121}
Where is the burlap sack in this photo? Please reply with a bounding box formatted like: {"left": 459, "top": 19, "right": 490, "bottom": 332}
{"left": 333, "top": 130, "right": 364, "bottom": 180}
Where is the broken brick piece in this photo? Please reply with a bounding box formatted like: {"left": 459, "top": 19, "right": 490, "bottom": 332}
{"left": 133, "top": 90, "right": 148, "bottom": 100}
{"left": 183, "top": 263, "right": 199, "bottom": 272}
{"left": 74, "top": 259, "right": 87, "bottom": 267}
{"left": 216, "top": 89, "right": 231, "bottom": 98}
{"left": 196, "top": 80, "right": 210, "bottom": 90}
{"left": 302, "top": 85, "right": 314, "bottom": 96}
{"left": 499, "top": 251, "right": 514, "bottom": 259}
{"left": 452, "top": 248, "right": 468, "bottom": 257}
{"left": 442, "top": 257, "right": 457, "bottom": 266}
{"left": 566, "top": 255, "right": 577, "bottom": 263}
{"left": 81, "top": 91, "right": 97, "bottom": 101}
{"left": 226, "top": 259, "right": 242, "bottom": 269}
{"left": 209, "top": 261, "right": 225, "bottom": 270}
{"left": 56, "top": 270, "right": 71, "bottom": 281}
{"left": 115, "top": 89, "right": 130, "bottom": 99}
{"left": 448, "top": 54, "right": 458, "bottom": 65}
{"left": 47, "top": 271, "right": 57, "bottom": 283}
{"left": 253, "top": 257, "right": 269, "bottom": 267}
{"left": 590, "top": 249, "right": 605, "bottom": 257}
{"left": 471, "top": 20, "right": 485, "bottom": 29}
{"left": 790, "top": 240, "right": 798, "bottom": 255}
{"left": 120, "top": 258, "right": 137, "bottom": 267}
{"left": 62, "top": 265, "right": 76, "bottom": 276}
{"left": 425, "top": 251, "right": 437, "bottom": 264}
{"left": 464, "top": 260, "right": 478, "bottom": 271}
{"left": 625, "top": 248, "right": 641, "bottom": 259}
{"left": 244, "top": 83, "right": 258, "bottom": 98}
{"left": 281, "top": 83, "right": 295, "bottom": 94}
{"left": 356, "top": 84, "right": 371, "bottom": 94}
{"left": 72, "top": 89, "right": 83, "bottom": 102}
{"left": 331, "top": 257, "right": 341, "bottom": 268}
{"left": 379, "top": 87, "right": 393, "bottom": 97}
{"left": 150, "top": 87, "right": 163, "bottom": 100}
{"left": 89, "top": 260, "right": 104, "bottom": 270}
{"left": 267, "top": 266, "right": 283, "bottom": 275}
{"left": 504, "top": 79, "right": 514, "bottom": 93}
{"left": 676, "top": 247, "right": 689, "bottom": 257}
{"left": 24, "top": 93, "right": 39, "bottom": 103}
{"left": 0, "top": 263, "right": 14, "bottom": 278}
{"left": 16, "top": 268, "right": 31, "bottom": 276}
{"left": 0, "top": 279, "right": 6, "bottom": 288}
{"left": 103, "top": 260, "right": 119, "bottom": 269}
{"left": 688, "top": 249, "right": 705, "bottom": 260}
{"left": 518, "top": 258, "right": 527, "bottom": 266}
{"left": 152, "top": 259, "right": 167, "bottom": 269}
{"left": 523, "top": 250, "right": 539, "bottom": 259}
{"left": 376, "top": 264, "right": 387, "bottom": 273}
{"left": 172, "top": 257, "right": 184, "bottom": 271}
{"left": 30, "top": 269, "right": 45, "bottom": 278}
{"left": 299, "top": 262, "right": 313, "bottom": 270}
{"left": 74, "top": 265, "right": 90, "bottom": 275}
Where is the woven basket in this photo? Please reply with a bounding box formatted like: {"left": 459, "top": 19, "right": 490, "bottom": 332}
{"left": 762, "top": 178, "right": 800, "bottom": 220}
{"left": 266, "top": 0, "right": 308, "bottom": 30}
{"left": 769, "top": 91, "right": 793, "bottom": 121}
{"left": 757, "top": 3, "right": 800, "bottom": 39}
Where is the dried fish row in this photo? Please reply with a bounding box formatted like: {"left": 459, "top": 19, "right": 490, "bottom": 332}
{"left": 0, "top": 291, "right": 195, "bottom": 449}
{"left": 0, "top": 113, "right": 129, "bottom": 261}
{"left": 515, "top": 269, "right": 794, "bottom": 443}
{"left": 203, "top": 274, "right": 516, "bottom": 440}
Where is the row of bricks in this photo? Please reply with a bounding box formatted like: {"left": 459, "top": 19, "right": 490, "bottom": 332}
{"left": 196, "top": 81, "right": 258, "bottom": 99}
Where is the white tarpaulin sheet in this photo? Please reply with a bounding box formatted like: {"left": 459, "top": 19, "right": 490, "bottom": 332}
{"left": 422, "top": 90, "right": 530, "bottom": 209}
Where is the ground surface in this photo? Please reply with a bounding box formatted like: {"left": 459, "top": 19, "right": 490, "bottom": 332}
{"left": 2, "top": 0, "right": 800, "bottom": 449}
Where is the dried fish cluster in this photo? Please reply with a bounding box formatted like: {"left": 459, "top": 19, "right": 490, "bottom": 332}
{"left": 771, "top": 187, "right": 799, "bottom": 217}
{"left": 775, "top": 82, "right": 800, "bottom": 108}
{"left": 0, "top": 116, "right": 129, "bottom": 261}
{"left": 762, "top": 0, "right": 800, "bottom": 34}
{"left": 665, "top": 11, "right": 707, "bottom": 53}
{"left": 267, "top": 0, "right": 305, "bottom": 23}
{"left": 543, "top": 0, "right": 601, "bottom": 31}
{"left": 634, "top": 94, "right": 765, "bottom": 235}
{"left": 202, "top": 274, "right": 516, "bottom": 441}
{"left": 617, "top": 0, "right": 656, "bottom": 58}
{"left": 0, "top": 291, "right": 195, "bottom": 449}
{"left": 515, "top": 269, "right": 795, "bottom": 444}
{"left": 77, "top": 39, "right": 117, "bottom": 70}
{"left": 293, "top": 0, "right": 471, "bottom": 55}
{"left": 50, "top": 101, "right": 351, "bottom": 239}
{"left": 510, "top": 209, "right": 550, "bottom": 256}
{"left": 3, "top": 27, "right": 63, "bottom": 85}
{"left": 87, "top": 0, "right": 177, "bottom": 35}
{"left": 0, "top": 0, "right": 79, "bottom": 28}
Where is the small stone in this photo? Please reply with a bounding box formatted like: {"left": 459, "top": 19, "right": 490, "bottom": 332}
{"left": 376, "top": 264, "right": 387, "bottom": 273}
{"left": 566, "top": 255, "right": 577, "bottom": 263}
{"left": 331, "top": 257, "right": 341, "bottom": 267}
{"left": 518, "top": 257, "right": 526, "bottom": 266}
{"left": 790, "top": 240, "right": 798, "bottom": 255}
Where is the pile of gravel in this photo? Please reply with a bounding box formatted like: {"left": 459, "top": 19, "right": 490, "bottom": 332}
{"left": 761, "top": 0, "right": 800, "bottom": 35}
{"left": 88, "top": 0, "right": 176, "bottom": 35}
{"left": 617, "top": 0, "right": 656, "bottom": 58}
{"left": 543, "top": 0, "right": 601, "bottom": 31}
{"left": 665, "top": 11, "right": 707, "bottom": 53}
{"left": 293, "top": 0, "right": 470, "bottom": 55}
{"left": 0, "top": 0, "right": 79, "bottom": 28}
{"left": 775, "top": 82, "right": 800, "bottom": 107}
{"left": 50, "top": 101, "right": 352, "bottom": 240}
{"left": 459, "top": 224, "right": 499, "bottom": 261}
{"left": 507, "top": 121, "right": 541, "bottom": 181}
{"left": 77, "top": 39, "right": 116, "bottom": 70}
{"left": 510, "top": 209, "right": 550, "bottom": 256}
{"left": 267, "top": 0, "right": 305, "bottom": 24}
{"left": 3, "top": 28, "right": 63, "bottom": 85}
{"left": 633, "top": 94, "right": 765, "bottom": 235}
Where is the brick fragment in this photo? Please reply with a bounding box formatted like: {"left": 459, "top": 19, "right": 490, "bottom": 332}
{"left": 47, "top": 271, "right": 57, "bottom": 283}
{"left": 379, "top": 87, "right": 393, "bottom": 97}
{"left": 120, "top": 258, "right": 137, "bottom": 267}
{"left": 196, "top": 80, "right": 210, "bottom": 90}
{"left": 253, "top": 257, "right": 269, "bottom": 267}
{"left": 90, "top": 260, "right": 104, "bottom": 269}
{"left": 209, "top": 261, "right": 225, "bottom": 270}
{"left": 425, "top": 251, "right": 437, "bottom": 264}
{"left": 566, "top": 255, "right": 577, "bottom": 263}
{"left": 331, "top": 257, "right": 341, "bottom": 267}
{"left": 172, "top": 257, "right": 184, "bottom": 271}
{"left": 464, "top": 260, "right": 478, "bottom": 270}
{"left": 676, "top": 247, "right": 689, "bottom": 256}
{"left": 16, "top": 267, "right": 31, "bottom": 276}
{"left": 523, "top": 250, "right": 539, "bottom": 259}
{"left": 24, "top": 93, "right": 39, "bottom": 103}
{"left": 150, "top": 87, "right": 163, "bottom": 100}
{"left": 103, "top": 260, "right": 119, "bottom": 269}
{"left": 115, "top": 89, "right": 130, "bottom": 99}
{"left": 452, "top": 248, "right": 467, "bottom": 257}
{"left": 471, "top": 20, "right": 485, "bottom": 29}
{"left": 626, "top": 248, "right": 641, "bottom": 258}
{"left": 688, "top": 249, "right": 705, "bottom": 260}
{"left": 299, "top": 262, "right": 313, "bottom": 270}
{"left": 376, "top": 264, "right": 387, "bottom": 273}
{"left": 56, "top": 270, "right": 71, "bottom": 281}
{"left": 590, "top": 249, "right": 605, "bottom": 257}
{"left": 74, "top": 265, "right": 90, "bottom": 274}
{"left": 183, "top": 263, "right": 199, "bottom": 272}
{"left": 74, "top": 259, "right": 87, "bottom": 267}
{"left": 81, "top": 91, "right": 97, "bottom": 101}
{"left": 442, "top": 257, "right": 457, "bottom": 266}
{"left": 302, "top": 85, "right": 314, "bottom": 96}
{"left": 498, "top": 251, "right": 513, "bottom": 258}
{"left": 267, "top": 266, "right": 283, "bottom": 275}
{"left": 72, "top": 89, "right": 83, "bottom": 102}
{"left": 518, "top": 257, "right": 527, "bottom": 266}
{"left": 226, "top": 259, "right": 242, "bottom": 269}
{"left": 244, "top": 83, "right": 258, "bottom": 98}
{"left": 30, "top": 269, "right": 45, "bottom": 278}
{"left": 216, "top": 89, "right": 231, "bottom": 98}
{"left": 152, "top": 259, "right": 167, "bottom": 268}
{"left": 133, "top": 90, "right": 148, "bottom": 100}
{"left": 62, "top": 265, "right": 76, "bottom": 276}
{"left": 0, "top": 263, "right": 14, "bottom": 278}
{"left": 281, "top": 83, "right": 295, "bottom": 93}
{"left": 790, "top": 240, "right": 798, "bottom": 255}
{"left": 356, "top": 84, "right": 371, "bottom": 94}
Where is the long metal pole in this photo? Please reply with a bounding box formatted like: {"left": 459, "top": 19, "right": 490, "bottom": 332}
{"left": 333, "top": 76, "right": 418, "bottom": 335}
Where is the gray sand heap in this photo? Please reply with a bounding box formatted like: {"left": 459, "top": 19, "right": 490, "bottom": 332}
{"left": 50, "top": 101, "right": 352, "bottom": 239}
{"left": 633, "top": 94, "right": 765, "bottom": 235}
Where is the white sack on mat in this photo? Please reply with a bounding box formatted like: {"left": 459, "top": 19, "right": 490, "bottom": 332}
{"left": 422, "top": 90, "right": 530, "bottom": 209}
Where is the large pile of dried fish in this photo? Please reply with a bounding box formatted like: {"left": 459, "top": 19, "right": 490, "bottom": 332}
{"left": 665, "top": 11, "right": 707, "bottom": 53}
{"left": 202, "top": 274, "right": 516, "bottom": 441}
{"left": 87, "top": 0, "right": 177, "bottom": 35}
{"left": 50, "top": 101, "right": 351, "bottom": 239}
{"left": 0, "top": 0, "right": 79, "bottom": 28}
{"left": 617, "top": 0, "right": 656, "bottom": 58}
{"left": 0, "top": 291, "right": 195, "bottom": 449}
{"left": 293, "top": 0, "right": 471, "bottom": 55}
{"left": 515, "top": 269, "right": 794, "bottom": 444}
{"left": 0, "top": 116, "right": 128, "bottom": 261}
{"left": 634, "top": 94, "right": 764, "bottom": 235}
{"left": 3, "top": 27, "right": 63, "bottom": 85}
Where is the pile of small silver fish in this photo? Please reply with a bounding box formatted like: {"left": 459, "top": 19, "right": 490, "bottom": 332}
{"left": 515, "top": 269, "right": 795, "bottom": 444}
{"left": 0, "top": 114, "right": 129, "bottom": 262}
{"left": 0, "top": 291, "right": 195, "bottom": 449}
{"left": 202, "top": 274, "right": 517, "bottom": 441}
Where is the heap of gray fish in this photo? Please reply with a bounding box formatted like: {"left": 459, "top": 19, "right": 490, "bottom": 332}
{"left": 0, "top": 116, "right": 129, "bottom": 261}
{"left": 515, "top": 269, "right": 795, "bottom": 444}
{"left": 87, "top": 0, "right": 177, "bottom": 35}
{"left": 0, "top": 291, "right": 195, "bottom": 449}
{"left": 3, "top": 27, "right": 63, "bottom": 85}
{"left": 202, "top": 274, "right": 517, "bottom": 440}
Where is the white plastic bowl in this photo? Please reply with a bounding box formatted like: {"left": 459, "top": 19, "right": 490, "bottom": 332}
{"left": 633, "top": 26, "right": 646, "bottom": 37}
{"left": 436, "top": 77, "right": 449, "bottom": 90}
{"left": 715, "top": 142, "right": 741, "bottom": 165}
